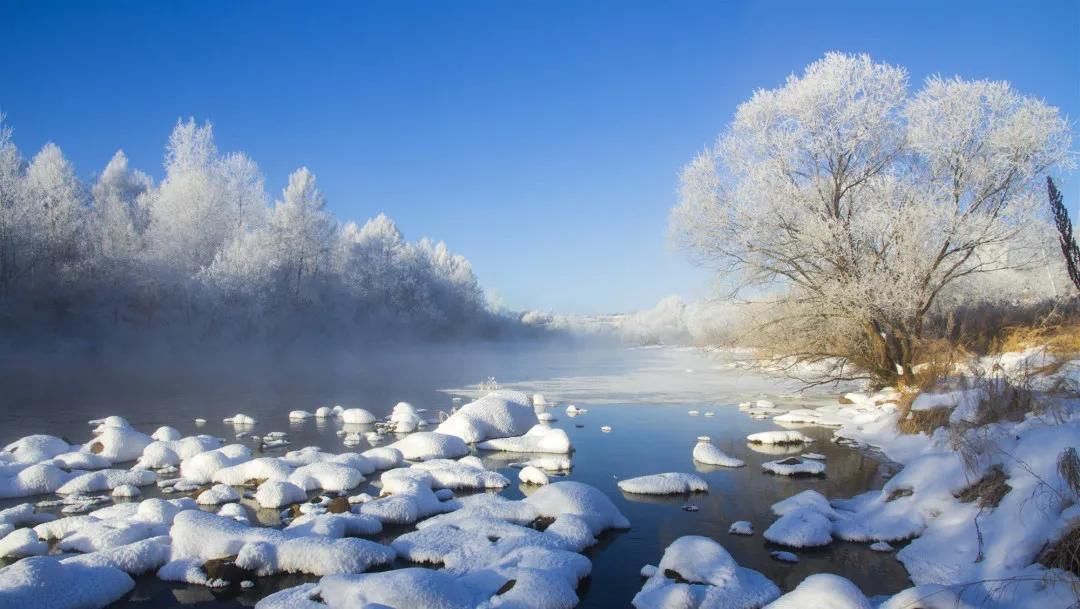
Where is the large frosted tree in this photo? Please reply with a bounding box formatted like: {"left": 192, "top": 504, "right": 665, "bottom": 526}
{"left": 673, "top": 53, "right": 1071, "bottom": 385}
{"left": 270, "top": 167, "right": 336, "bottom": 303}
{"left": 23, "top": 142, "right": 84, "bottom": 282}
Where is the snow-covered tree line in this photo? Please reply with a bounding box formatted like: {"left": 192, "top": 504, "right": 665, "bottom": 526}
{"left": 673, "top": 53, "right": 1074, "bottom": 384}
{"left": 0, "top": 116, "right": 512, "bottom": 343}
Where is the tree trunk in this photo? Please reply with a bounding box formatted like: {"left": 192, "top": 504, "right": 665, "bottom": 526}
{"left": 865, "top": 320, "right": 916, "bottom": 387}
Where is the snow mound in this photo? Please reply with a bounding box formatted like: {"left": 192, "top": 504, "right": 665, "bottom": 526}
{"left": 288, "top": 462, "right": 365, "bottom": 492}
{"left": 196, "top": 484, "right": 241, "bottom": 505}
{"left": 341, "top": 408, "right": 376, "bottom": 425}
{"left": 770, "top": 490, "right": 838, "bottom": 519}
{"left": 435, "top": 389, "right": 537, "bottom": 443}
{"left": 524, "top": 481, "right": 630, "bottom": 535}
{"left": 86, "top": 427, "right": 154, "bottom": 463}
{"left": 111, "top": 484, "right": 141, "bottom": 499}
{"left": 0, "top": 556, "right": 134, "bottom": 609}
{"left": 388, "top": 432, "right": 469, "bottom": 461}
{"left": 632, "top": 535, "right": 780, "bottom": 609}
{"left": 763, "top": 507, "right": 833, "bottom": 548}
{"left": 747, "top": 430, "right": 812, "bottom": 445}
{"left": 392, "top": 458, "right": 509, "bottom": 490}
{"left": 3, "top": 435, "right": 72, "bottom": 464}
{"left": 0, "top": 463, "right": 76, "bottom": 498}
{"left": 254, "top": 480, "right": 307, "bottom": 509}
{"left": 361, "top": 447, "right": 403, "bottom": 470}
{"left": 477, "top": 424, "right": 572, "bottom": 454}
{"left": 519, "top": 465, "right": 550, "bottom": 485}
{"left": 151, "top": 427, "right": 182, "bottom": 442}
{"left": 618, "top": 473, "right": 708, "bottom": 495}
{"left": 61, "top": 535, "right": 172, "bottom": 575}
{"left": 318, "top": 568, "right": 482, "bottom": 609}
{"left": 693, "top": 437, "right": 746, "bottom": 467}
{"left": 763, "top": 573, "right": 870, "bottom": 609}
{"left": 213, "top": 457, "right": 293, "bottom": 485}
{"left": 180, "top": 444, "right": 252, "bottom": 484}
{"left": 729, "top": 521, "right": 753, "bottom": 536}
{"left": 0, "top": 527, "right": 48, "bottom": 558}
{"left": 57, "top": 469, "right": 156, "bottom": 495}
{"left": 170, "top": 510, "right": 394, "bottom": 577}
{"left": 288, "top": 410, "right": 313, "bottom": 420}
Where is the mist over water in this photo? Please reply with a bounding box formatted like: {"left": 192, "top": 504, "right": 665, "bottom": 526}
{"left": 0, "top": 340, "right": 911, "bottom": 607}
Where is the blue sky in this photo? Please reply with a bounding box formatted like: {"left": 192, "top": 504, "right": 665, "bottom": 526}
{"left": 2, "top": 0, "right": 1078, "bottom": 314}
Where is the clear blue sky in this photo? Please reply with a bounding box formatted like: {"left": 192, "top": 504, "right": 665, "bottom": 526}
{"left": 2, "top": 0, "right": 1077, "bottom": 314}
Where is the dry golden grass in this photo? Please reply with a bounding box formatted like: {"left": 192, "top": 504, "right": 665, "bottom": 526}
{"left": 954, "top": 465, "right": 1011, "bottom": 508}
{"left": 1039, "top": 525, "right": 1080, "bottom": 579}
{"left": 995, "top": 322, "right": 1080, "bottom": 360}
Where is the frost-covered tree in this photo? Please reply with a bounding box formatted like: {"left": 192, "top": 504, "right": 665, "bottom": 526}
{"left": 0, "top": 113, "right": 515, "bottom": 342}
{"left": 91, "top": 150, "right": 152, "bottom": 263}
{"left": 0, "top": 114, "right": 24, "bottom": 296}
{"left": 146, "top": 119, "right": 233, "bottom": 274}
{"left": 270, "top": 167, "right": 336, "bottom": 303}
{"left": 23, "top": 142, "right": 84, "bottom": 279}
{"left": 673, "top": 53, "right": 1071, "bottom": 384}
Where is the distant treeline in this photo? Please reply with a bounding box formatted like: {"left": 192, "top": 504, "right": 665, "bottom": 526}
{"left": 0, "top": 116, "right": 530, "bottom": 348}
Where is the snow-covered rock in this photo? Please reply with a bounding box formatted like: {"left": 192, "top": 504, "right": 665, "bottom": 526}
{"left": 254, "top": 480, "right": 307, "bottom": 509}
{"left": 632, "top": 536, "right": 780, "bottom": 609}
{"left": 519, "top": 465, "right": 550, "bottom": 485}
{"left": 524, "top": 481, "right": 630, "bottom": 535}
{"left": 763, "top": 507, "right": 834, "bottom": 547}
{"left": 0, "top": 463, "right": 75, "bottom": 498}
{"left": 3, "top": 435, "right": 71, "bottom": 464}
{"left": 764, "top": 574, "right": 870, "bottom": 609}
{"left": 729, "top": 521, "right": 753, "bottom": 536}
{"left": 341, "top": 408, "right": 376, "bottom": 425}
{"left": 0, "top": 556, "right": 134, "bottom": 608}
{"left": 112, "top": 484, "right": 141, "bottom": 499}
{"left": 288, "top": 410, "right": 313, "bottom": 421}
{"left": 747, "top": 430, "right": 812, "bottom": 445}
{"left": 435, "top": 390, "right": 537, "bottom": 443}
{"left": 288, "top": 462, "right": 364, "bottom": 492}
{"left": 388, "top": 432, "right": 469, "bottom": 461}
{"left": 693, "top": 437, "right": 745, "bottom": 467}
{"left": 762, "top": 457, "right": 826, "bottom": 476}
{"left": 477, "top": 424, "right": 572, "bottom": 454}
{"left": 0, "top": 527, "right": 48, "bottom": 558}
{"left": 360, "top": 447, "right": 403, "bottom": 470}
{"left": 196, "top": 484, "right": 241, "bottom": 505}
{"left": 179, "top": 444, "right": 252, "bottom": 484}
{"left": 86, "top": 427, "right": 154, "bottom": 463}
{"left": 618, "top": 473, "right": 708, "bottom": 495}
{"left": 57, "top": 469, "right": 156, "bottom": 495}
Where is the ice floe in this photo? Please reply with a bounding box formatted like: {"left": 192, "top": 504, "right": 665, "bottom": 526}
{"left": 762, "top": 457, "right": 826, "bottom": 477}
{"left": 746, "top": 430, "right": 812, "bottom": 445}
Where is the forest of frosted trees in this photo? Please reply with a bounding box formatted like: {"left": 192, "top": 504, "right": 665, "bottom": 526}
{"left": 0, "top": 116, "right": 520, "bottom": 348}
